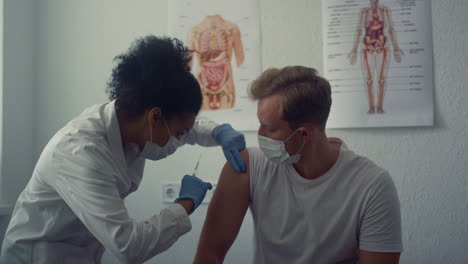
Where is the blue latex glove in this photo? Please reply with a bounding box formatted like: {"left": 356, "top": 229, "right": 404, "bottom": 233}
{"left": 213, "top": 124, "right": 247, "bottom": 172}
{"left": 175, "top": 175, "right": 212, "bottom": 215}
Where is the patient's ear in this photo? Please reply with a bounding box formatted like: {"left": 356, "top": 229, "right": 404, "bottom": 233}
{"left": 298, "top": 124, "right": 319, "bottom": 141}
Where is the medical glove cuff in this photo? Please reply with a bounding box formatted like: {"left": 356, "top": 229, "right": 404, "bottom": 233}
{"left": 213, "top": 123, "right": 233, "bottom": 143}
{"left": 175, "top": 175, "right": 212, "bottom": 215}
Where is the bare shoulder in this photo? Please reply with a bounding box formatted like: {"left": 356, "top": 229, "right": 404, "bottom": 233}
{"left": 240, "top": 149, "right": 250, "bottom": 165}
{"left": 220, "top": 149, "right": 250, "bottom": 186}
{"left": 223, "top": 149, "right": 250, "bottom": 172}
{"left": 214, "top": 149, "right": 252, "bottom": 202}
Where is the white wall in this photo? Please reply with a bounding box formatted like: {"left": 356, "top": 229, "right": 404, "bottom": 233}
{"left": 0, "top": 0, "right": 467, "bottom": 263}
{"left": 0, "top": 0, "right": 4, "bottom": 249}
{"left": 0, "top": 0, "right": 36, "bottom": 249}
{"left": 1, "top": 0, "right": 36, "bottom": 205}
{"left": 0, "top": 0, "right": 3, "bottom": 199}
{"left": 34, "top": 0, "right": 170, "bottom": 152}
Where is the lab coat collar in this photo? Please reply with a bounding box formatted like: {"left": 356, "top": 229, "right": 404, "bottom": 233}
{"left": 103, "top": 100, "right": 128, "bottom": 171}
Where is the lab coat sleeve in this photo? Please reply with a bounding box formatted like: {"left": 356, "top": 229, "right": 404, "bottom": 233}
{"left": 180, "top": 116, "right": 219, "bottom": 146}
{"left": 51, "top": 143, "right": 191, "bottom": 264}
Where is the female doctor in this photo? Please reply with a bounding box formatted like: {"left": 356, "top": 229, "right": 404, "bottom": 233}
{"left": 1, "top": 36, "right": 246, "bottom": 264}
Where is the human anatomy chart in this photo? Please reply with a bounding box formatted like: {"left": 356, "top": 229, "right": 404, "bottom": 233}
{"left": 169, "top": 0, "right": 261, "bottom": 131}
{"left": 322, "top": 0, "right": 433, "bottom": 128}
{"left": 188, "top": 15, "right": 244, "bottom": 110}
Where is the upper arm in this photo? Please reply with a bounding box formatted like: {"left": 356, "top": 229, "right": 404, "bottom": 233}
{"left": 187, "top": 29, "right": 197, "bottom": 68}
{"left": 232, "top": 25, "right": 245, "bottom": 67}
{"left": 360, "top": 172, "right": 403, "bottom": 254}
{"left": 194, "top": 150, "right": 250, "bottom": 263}
{"left": 360, "top": 250, "right": 400, "bottom": 264}
{"left": 359, "top": 8, "right": 367, "bottom": 27}
{"left": 360, "top": 8, "right": 368, "bottom": 25}
{"left": 383, "top": 7, "right": 394, "bottom": 29}
{"left": 359, "top": 173, "right": 401, "bottom": 263}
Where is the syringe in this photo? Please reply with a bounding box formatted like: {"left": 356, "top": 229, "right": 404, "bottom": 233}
{"left": 192, "top": 154, "right": 202, "bottom": 177}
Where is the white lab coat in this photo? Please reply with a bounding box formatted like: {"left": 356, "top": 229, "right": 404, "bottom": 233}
{"left": 0, "top": 100, "right": 219, "bottom": 264}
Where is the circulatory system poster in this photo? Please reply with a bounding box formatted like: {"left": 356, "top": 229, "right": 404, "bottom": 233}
{"left": 322, "top": 0, "right": 434, "bottom": 128}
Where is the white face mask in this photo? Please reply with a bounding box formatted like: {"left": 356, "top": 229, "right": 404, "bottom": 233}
{"left": 140, "top": 117, "right": 178, "bottom": 161}
{"left": 258, "top": 129, "right": 306, "bottom": 164}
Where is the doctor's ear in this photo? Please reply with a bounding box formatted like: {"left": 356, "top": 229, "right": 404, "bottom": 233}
{"left": 149, "top": 107, "right": 163, "bottom": 121}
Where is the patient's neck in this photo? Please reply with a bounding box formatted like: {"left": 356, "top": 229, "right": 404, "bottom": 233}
{"left": 293, "top": 134, "right": 340, "bottom": 180}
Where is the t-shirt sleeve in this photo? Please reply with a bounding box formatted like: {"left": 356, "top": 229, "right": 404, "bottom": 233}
{"left": 246, "top": 147, "right": 263, "bottom": 200}
{"left": 359, "top": 172, "right": 403, "bottom": 253}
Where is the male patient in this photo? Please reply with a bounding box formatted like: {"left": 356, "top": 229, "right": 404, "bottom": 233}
{"left": 195, "top": 66, "right": 402, "bottom": 263}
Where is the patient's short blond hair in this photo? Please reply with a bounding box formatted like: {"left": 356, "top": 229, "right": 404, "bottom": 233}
{"left": 248, "top": 66, "right": 332, "bottom": 130}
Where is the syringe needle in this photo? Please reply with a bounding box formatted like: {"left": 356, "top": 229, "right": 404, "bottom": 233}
{"left": 192, "top": 154, "right": 202, "bottom": 177}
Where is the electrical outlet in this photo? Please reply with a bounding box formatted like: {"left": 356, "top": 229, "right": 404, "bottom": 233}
{"left": 161, "top": 182, "right": 217, "bottom": 204}
{"left": 161, "top": 182, "right": 180, "bottom": 203}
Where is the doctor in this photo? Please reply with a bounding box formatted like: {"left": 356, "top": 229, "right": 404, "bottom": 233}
{"left": 1, "top": 36, "right": 246, "bottom": 264}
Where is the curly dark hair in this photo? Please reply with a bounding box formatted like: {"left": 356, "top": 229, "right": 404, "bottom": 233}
{"left": 106, "top": 35, "right": 202, "bottom": 119}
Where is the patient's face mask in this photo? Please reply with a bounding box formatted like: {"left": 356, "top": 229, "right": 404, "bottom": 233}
{"left": 140, "top": 116, "right": 178, "bottom": 161}
{"left": 258, "top": 129, "right": 306, "bottom": 164}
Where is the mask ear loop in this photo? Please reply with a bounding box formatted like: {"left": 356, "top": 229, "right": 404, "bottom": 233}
{"left": 162, "top": 118, "right": 172, "bottom": 137}
{"left": 148, "top": 109, "right": 162, "bottom": 143}
{"left": 284, "top": 128, "right": 300, "bottom": 142}
{"left": 148, "top": 113, "right": 154, "bottom": 143}
{"left": 295, "top": 140, "right": 307, "bottom": 155}
{"left": 149, "top": 109, "right": 172, "bottom": 144}
{"left": 285, "top": 128, "right": 308, "bottom": 155}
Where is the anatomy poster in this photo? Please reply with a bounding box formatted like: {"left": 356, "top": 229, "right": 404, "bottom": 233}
{"left": 169, "top": 0, "right": 262, "bottom": 131}
{"left": 322, "top": 0, "right": 434, "bottom": 128}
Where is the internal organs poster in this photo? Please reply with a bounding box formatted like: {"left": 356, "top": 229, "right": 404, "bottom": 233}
{"left": 169, "top": 0, "right": 262, "bottom": 131}
{"left": 322, "top": 0, "right": 434, "bottom": 128}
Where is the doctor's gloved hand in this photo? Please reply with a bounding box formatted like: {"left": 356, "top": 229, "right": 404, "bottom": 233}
{"left": 175, "top": 175, "right": 212, "bottom": 215}
{"left": 213, "top": 123, "right": 246, "bottom": 172}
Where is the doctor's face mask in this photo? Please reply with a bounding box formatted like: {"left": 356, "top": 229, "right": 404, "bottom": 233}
{"left": 140, "top": 115, "right": 178, "bottom": 161}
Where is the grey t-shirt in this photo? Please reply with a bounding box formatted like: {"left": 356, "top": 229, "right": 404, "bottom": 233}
{"left": 248, "top": 139, "right": 402, "bottom": 264}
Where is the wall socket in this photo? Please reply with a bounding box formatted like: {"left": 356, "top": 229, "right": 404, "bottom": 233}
{"left": 161, "top": 182, "right": 217, "bottom": 204}
{"left": 161, "top": 182, "right": 181, "bottom": 203}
